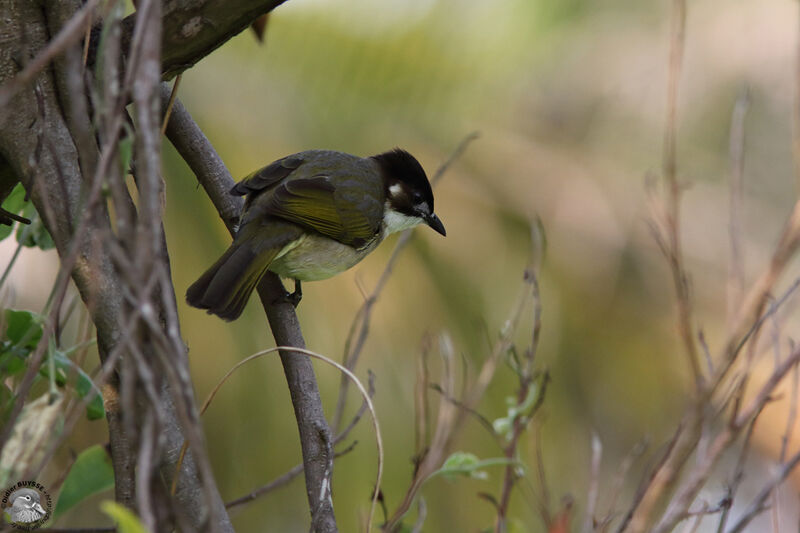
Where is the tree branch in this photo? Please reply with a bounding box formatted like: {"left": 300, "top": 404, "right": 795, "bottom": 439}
{"left": 102, "top": 0, "right": 289, "bottom": 80}
{"left": 162, "top": 84, "right": 338, "bottom": 532}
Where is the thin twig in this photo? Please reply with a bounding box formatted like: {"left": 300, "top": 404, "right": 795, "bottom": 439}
{"left": 725, "top": 447, "right": 800, "bottom": 533}
{"left": 779, "top": 360, "right": 799, "bottom": 463}
{"left": 659, "top": 0, "right": 703, "bottom": 393}
{"left": 331, "top": 132, "right": 479, "bottom": 433}
{"left": 583, "top": 433, "right": 603, "bottom": 533}
{"left": 175, "top": 346, "right": 382, "bottom": 532}
{"left": 727, "top": 87, "right": 750, "bottom": 329}
{"left": 597, "top": 438, "right": 649, "bottom": 531}
{"left": 225, "top": 442, "right": 359, "bottom": 510}
{"left": 715, "top": 418, "right": 756, "bottom": 533}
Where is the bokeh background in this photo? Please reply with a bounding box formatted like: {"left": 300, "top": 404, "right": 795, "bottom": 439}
{"left": 5, "top": 0, "right": 800, "bottom": 530}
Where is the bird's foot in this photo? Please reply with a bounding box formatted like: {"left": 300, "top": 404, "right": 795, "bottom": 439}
{"left": 285, "top": 280, "right": 302, "bottom": 308}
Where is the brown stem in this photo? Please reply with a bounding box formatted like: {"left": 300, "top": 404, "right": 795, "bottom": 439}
{"left": 162, "top": 86, "right": 338, "bottom": 532}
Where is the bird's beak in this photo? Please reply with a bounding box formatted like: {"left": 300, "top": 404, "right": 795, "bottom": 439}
{"left": 426, "top": 213, "right": 446, "bottom": 236}
{"left": 33, "top": 503, "right": 46, "bottom": 515}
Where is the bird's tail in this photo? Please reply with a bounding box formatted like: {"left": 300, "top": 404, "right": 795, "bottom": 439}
{"left": 186, "top": 238, "right": 281, "bottom": 321}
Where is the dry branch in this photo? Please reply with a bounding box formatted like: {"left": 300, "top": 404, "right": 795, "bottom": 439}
{"left": 162, "top": 85, "right": 338, "bottom": 532}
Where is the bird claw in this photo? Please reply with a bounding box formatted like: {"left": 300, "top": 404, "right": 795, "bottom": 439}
{"left": 286, "top": 280, "right": 302, "bottom": 308}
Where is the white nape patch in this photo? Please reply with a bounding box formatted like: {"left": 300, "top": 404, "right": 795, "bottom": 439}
{"left": 383, "top": 204, "right": 424, "bottom": 236}
{"left": 388, "top": 183, "right": 404, "bottom": 198}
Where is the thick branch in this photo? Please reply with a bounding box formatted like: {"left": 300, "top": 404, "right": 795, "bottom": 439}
{"left": 112, "top": 0, "right": 289, "bottom": 80}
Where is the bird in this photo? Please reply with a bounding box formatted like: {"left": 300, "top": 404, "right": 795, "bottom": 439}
{"left": 4, "top": 488, "right": 47, "bottom": 524}
{"left": 186, "top": 148, "right": 446, "bottom": 320}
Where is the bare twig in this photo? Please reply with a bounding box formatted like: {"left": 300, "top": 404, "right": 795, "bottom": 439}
{"left": 384, "top": 259, "right": 537, "bottom": 531}
{"left": 414, "top": 337, "right": 432, "bottom": 459}
{"left": 715, "top": 418, "right": 756, "bottom": 533}
{"left": 658, "top": 0, "right": 703, "bottom": 392}
{"left": 225, "top": 442, "right": 359, "bottom": 510}
{"left": 725, "top": 447, "right": 800, "bottom": 533}
{"left": 650, "top": 344, "right": 800, "bottom": 533}
{"left": 534, "top": 418, "right": 552, "bottom": 528}
{"left": 185, "top": 345, "right": 383, "bottom": 532}
{"left": 727, "top": 88, "right": 750, "bottom": 328}
{"left": 410, "top": 498, "right": 427, "bottom": 533}
{"left": 331, "top": 132, "right": 479, "bottom": 434}
{"left": 597, "top": 438, "right": 649, "bottom": 531}
{"left": 624, "top": 3, "right": 800, "bottom": 529}
{"left": 493, "top": 224, "right": 546, "bottom": 532}
{"left": 583, "top": 434, "right": 603, "bottom": 533}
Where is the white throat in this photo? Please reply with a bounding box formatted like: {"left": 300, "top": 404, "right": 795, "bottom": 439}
{"left": 382, "top": 203, "right": 424, "bottom": 236}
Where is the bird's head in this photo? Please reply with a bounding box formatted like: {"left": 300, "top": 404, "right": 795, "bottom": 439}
{"left": 7, "top": 488, "right": 46, "bottom": 520}
{"left": 371, "top": 148, "right": 446, "bottom": 237}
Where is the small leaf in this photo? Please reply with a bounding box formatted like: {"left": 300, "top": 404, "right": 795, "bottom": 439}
{"left": 0, "top": 183, "right": 28, "bottom": 241}
{"left": 439, "top": 452, "right": 487, "bottom": 480}
{"left": 492, "top": 416, "right": 512, "bottom": 439}
{"left": 442, "top": 451, "right": 481, "bottom": 470}
{"left": 3, "top": 309, "right": 43, "bottom": 348}
{"left": 0, "top": 351, "right": 26, "bottom": 375}
{"left": 16, "top": 204, "right": 54, "bottom": 250}
{"left": 118, "top": 134, "right": 133, "bottom": 176}
{"left": 53, "top": 445, "right": 115, "bottom": 520}
{"left": 40, "top": 352, "right": 105, "bottom": 420}
{"left": 1, "top": 309, "right": 45, "bottom": 375}
{"left": 101, "top": 501, "right": 148, "bottom": 533}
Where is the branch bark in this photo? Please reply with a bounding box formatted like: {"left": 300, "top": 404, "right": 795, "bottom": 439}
{"left": 115, "top": 0, "right": 289, "bottom": 80}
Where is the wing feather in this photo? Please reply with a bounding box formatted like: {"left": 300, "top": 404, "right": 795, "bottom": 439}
{"left": 264, "top": 176, "right": 379, "bottom": 246}
{"left": 234, "top": 152, "right": 384, "bottom": 247}
{"left": 230, "top": 156, "right": 304, "bottom": 196}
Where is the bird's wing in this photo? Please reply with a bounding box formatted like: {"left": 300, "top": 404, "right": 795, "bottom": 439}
{"left": 230, "top": 155, "right": 305, "bottom": 196}
{"left": 261, "top": 175, "right": 381, "bottom": 247}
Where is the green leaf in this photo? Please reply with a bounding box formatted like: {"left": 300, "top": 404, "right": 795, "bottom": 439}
{"left": 493, "top": 385, "right": 541, "bottom": 441}
{"left": 3, "top": 309, "right": 43, "bottom": 348}
{"left": 101, "top": 501, "right": 148, "bottom": 533}
{"left": 39, "top": 351, "right": 105, "bottom": 420}
{"left": 434, "top": 453, "right": 518, "bottom": 483}
{"left": 1, "top": 309, "right": 44, "bottom": 375}
{"left": 439, "top": 452, "right": 488, "bottom": 481}
{"left": 0, "top": 351, "right": 26, "bottom": 375}
{"left": 0, "top": 183, "right": 28, "bottom": 241}
{"left": 53, "top": 445, "right": 115, "bottom": 521}
{"left": 16, "top": 203, "right": 54, "bottom": 250}
{"left": 492, "top": 415, "right": 512, "bottom": 439}
{"left": 118, "top": 133, "right": 133, "bottom": 176}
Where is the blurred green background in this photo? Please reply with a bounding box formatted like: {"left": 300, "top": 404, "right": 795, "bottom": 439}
{"left": 5, "top": 0, "right": 800, "bottom": 530}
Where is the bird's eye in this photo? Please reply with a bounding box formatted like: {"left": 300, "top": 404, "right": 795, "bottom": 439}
{"left": 24, "top": 496, "right": 30, "bottom": 500}
{"left": 412, "top": 191, "right": 423, "bottom": 203}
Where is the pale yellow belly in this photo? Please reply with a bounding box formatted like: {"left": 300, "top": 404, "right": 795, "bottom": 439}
{"left": 268, "top": 233, "right": 382, "bottom": 281}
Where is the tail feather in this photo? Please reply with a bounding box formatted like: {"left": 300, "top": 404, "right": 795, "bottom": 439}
{"left": 186, "top": 242, "right": 280, "bottom": 321}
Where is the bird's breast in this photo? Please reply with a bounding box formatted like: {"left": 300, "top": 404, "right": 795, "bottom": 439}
{"left": 268, "top": 233, "right": 382, "bottom": 281}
